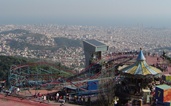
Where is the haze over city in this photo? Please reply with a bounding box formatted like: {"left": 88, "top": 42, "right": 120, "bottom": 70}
{"left": 0, "top": 0, "right": 171, "bottom": 27}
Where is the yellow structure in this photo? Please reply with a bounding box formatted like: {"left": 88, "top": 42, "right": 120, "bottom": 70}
{"left": 163, "top": 74, "right": 171, "bottom": 82}
{"left": 142, "top": 89, "right": 151, "bottom": 104}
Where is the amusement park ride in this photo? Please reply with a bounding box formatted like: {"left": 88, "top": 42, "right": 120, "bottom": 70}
{"left": 5, "top": 39, "right": 170, "bottom": 105}
{"left": 8, "top": 62, "right": 73, "bottom": 87}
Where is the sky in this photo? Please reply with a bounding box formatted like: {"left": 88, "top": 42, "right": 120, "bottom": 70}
{"left": 0, "top": 0, "right": 171, "bottom": 27}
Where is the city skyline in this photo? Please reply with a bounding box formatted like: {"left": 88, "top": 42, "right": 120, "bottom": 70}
{"left": 0, "top": 0, "right": 171, "bottom": 27}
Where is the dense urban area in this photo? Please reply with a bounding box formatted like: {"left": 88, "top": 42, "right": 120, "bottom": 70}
{"left": 1, "top": 24, "right": 171, "bottom": 70}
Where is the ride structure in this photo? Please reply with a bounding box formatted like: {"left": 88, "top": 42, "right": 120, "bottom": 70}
{"left": 8, "top": 62, "right": 73, "bottom": 88}
{"left": 7, "top": 40, "right": 138, "bottom": 100}
{"left": 115, "top": 48, "right": 162, "bottom": 105}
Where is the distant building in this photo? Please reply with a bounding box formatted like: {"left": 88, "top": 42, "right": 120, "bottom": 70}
{"left": 83, "top": 39, "right": 108, "bottom": 68}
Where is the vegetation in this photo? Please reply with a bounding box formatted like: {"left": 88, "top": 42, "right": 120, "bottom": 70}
{"left": 1, "top": 29, "right": 82, "bottom": 50}
{"left": 0, "top": 55, "right": 72, "bottom": 81}
{"left": 9, "top": 39, "right": 50, "bottom": 50}
{"left": 54, "top": 37, "right": 83, "bottom": 48}
{"left": 96, "top": 79, "right": 116, "bottom": 106}
{"left": 18, "top": 33, "right": 47, "bottom": 40}
{"left": 0, "top": 29, "right": 30, "bottom": 35}
{"left": 9, "top": 37, "right": 82, "bottom": 50}
{"left": 0, "top": 56, "right": 30, "bottom": 80}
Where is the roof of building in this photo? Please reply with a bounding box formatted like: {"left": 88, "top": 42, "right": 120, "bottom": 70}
{"left": 121, "top": 49, "right": 162, "bottom": 76}
{"left": 156, "top": 84, "right": 171, "bottom": 90}
{"left": 137, "top": 48, "right": 146, "bottom": 61}
{"left": 83, "top": 39, "right": 106, "bottom": 47}
{"left": 64, "top": 85, "right": 77, "bottom": 90}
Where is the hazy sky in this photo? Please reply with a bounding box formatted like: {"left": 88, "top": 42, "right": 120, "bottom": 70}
{"left": 0, "top": 0, "right": 171, "bottom": 27}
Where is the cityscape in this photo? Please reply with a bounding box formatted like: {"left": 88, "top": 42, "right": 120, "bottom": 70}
{"left": 1, "top": 24, "right": 171, "bottom": 69}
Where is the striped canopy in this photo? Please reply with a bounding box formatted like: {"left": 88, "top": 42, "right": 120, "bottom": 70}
{"left": 121, "top": 49, "right": 162, "bottom": 76}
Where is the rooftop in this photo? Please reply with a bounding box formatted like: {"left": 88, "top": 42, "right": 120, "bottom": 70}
{"left": 137, "top": 48, "right": 146, "bottom": 61}
{"left": 156, "top": 84, "right": 171, "bottom": 90}
{"left": 83, "top": 39, "right": 106, "bottom": 47}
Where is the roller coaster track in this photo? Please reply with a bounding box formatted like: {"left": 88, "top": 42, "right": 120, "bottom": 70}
{"left": 8, "top": 62, "right": 75, "bottom": 87}
{"left": 67, "top": 55, "right": 135, "bottom": 88}
{"left": 67, "top": 55, "right": 135, "bottom": 80}
{"left": 8, "top": 53, "right": 136, "bottom": 90}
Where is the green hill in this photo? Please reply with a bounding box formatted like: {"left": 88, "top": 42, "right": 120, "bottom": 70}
{"left": 0, "top": 56, "right": 73, "bottom": 81}
{"left": 1, "top": 29, "right": 82, "bottom": 50}
{"left": 0, "top": 56, "right": 30, "bottom": 80}
{"left": 9, "top": 39, "right": 50, "bottom": 50}
{"left": 18, "top": 33, "right": 47, "bottom": 40}
{"left": 0, "top": 29, "right": 30, "bottom": 35}
{"left": 54, "top": 37, "right": 83, "bottom": 48}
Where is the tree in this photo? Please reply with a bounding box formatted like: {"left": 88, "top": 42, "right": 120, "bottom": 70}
{"left": 95, "top": 65, "right": 116, "bottom": 106}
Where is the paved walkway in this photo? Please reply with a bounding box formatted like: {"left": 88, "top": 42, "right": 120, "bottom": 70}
{"left": 0, "top": 94, "right": 80, "bottom": 106}
{"left": 146, "top": 55, "right": 171, "bottom": 74}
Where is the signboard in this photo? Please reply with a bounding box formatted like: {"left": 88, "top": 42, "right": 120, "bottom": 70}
{"left": 155, "top": 84, "right": 171, "bottom": 103}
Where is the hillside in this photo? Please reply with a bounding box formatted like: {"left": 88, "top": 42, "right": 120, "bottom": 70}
{"left": 0, "top": 29, "right": 30, "bottom": 35}
{"left": 0, "top": 55, "right": 73, "bottom": 81}
{"left": 0, "top": 29, "right": 82, "bottom": 50}
{"left": 0, "top": 56, "right": 30, "bottom": 80}
{"left": 54, "top": 37, "right": 82, "bottom": 48}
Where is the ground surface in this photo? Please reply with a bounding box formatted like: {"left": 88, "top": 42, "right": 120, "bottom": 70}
{"left": 0, "top": 94, "right": 80, "bottom": 106}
